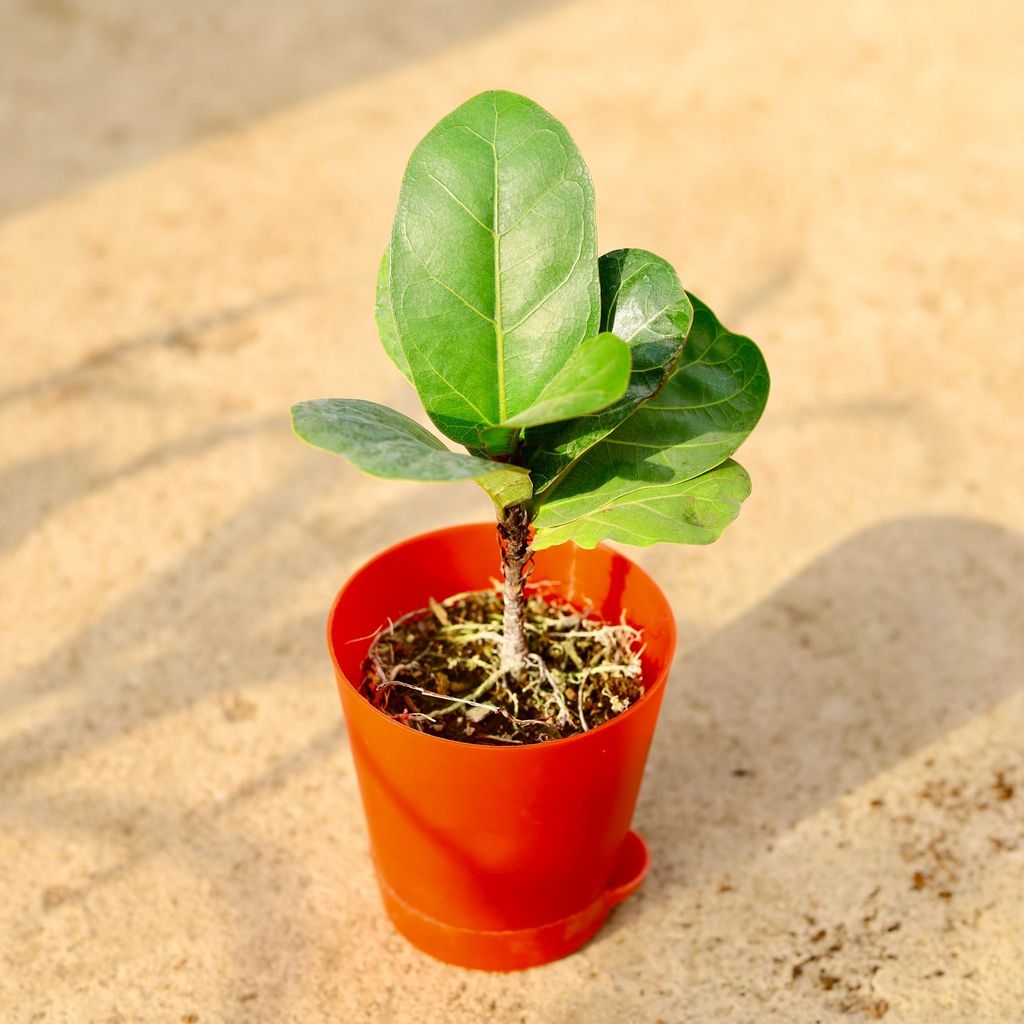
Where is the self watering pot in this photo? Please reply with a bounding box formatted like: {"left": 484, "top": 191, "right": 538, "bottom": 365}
{"left": 327, "top": 523, "right": 676, "bottom": 970}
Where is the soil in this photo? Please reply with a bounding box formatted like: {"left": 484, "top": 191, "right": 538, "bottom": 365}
{"left": 361, "top": 589, "right": 645, "bottom": 745}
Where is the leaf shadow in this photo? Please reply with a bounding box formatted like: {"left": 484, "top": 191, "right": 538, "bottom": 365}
{"left": 0, "top": 451, "right": 466, "bottom": 776}
{"left": 0, "top": 445, "right": 477, "bottom": 1017}
{"left": 0, "top": 291, "right": 301, "bottom": 411}
{"left": 0, "top": 448, "right": 94, "bottom": 556}
{"left": 4, "top": 726, "right": 347, "bottom": 1018}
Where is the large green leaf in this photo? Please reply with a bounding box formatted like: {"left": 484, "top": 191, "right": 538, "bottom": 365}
{"left": 532, "top": 459, "right": 751, "bottom": 549}
{"left": 530, "top": 295, "right": 768, "bottom": 547}
{"left": 380, "top": 250, "right": 627, "bottom": 441}
{"left": 291, "top": 398, "right": 521, "bottom": 488}
{"left": 523, "top": 248, "right": 693, "bottom": 496}
{"left": 388, "top": 90, "right": 600, "bottom": 453}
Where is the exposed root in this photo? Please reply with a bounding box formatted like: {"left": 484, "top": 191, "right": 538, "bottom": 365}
{"left": 362, "top": 588, "right": 644, "bottom": 745}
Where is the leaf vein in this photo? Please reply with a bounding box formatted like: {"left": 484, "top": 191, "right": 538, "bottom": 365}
{"left": 425, "top": 172, "right": 492, "bottom": 232}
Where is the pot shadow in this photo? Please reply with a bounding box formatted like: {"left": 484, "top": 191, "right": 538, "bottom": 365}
{"left": 2, "top": 0, "right": 562, "bottom": 218}
{"left": 600, "top": 514, "right": 1024, "bottom": 939}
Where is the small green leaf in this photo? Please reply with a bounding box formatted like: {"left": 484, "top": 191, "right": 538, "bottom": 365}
{"left": 524, "top": 249, "right": 693, "bottom": 495}
{"left": 291, "top": 398, "right": 499, "bottom": 482}
{"left": 375, "top": 249, "right": 411, "bottom": 382}
{"left": 475, "top": 464, "right": 533, "bottom": 509}
{"left": 475, "top": 332, "right": 630, "bottom": 453}
{"left": 388, "top": 90, "right": 600, "bottom": 452}
{"left": 529, "top": 296, "right": 768, "bottom": 547}
{"left": 497, "top": 333, "right": 631, "bottom": 429}
{"left": 533, "top": 459, "right": 751, "bottom": 549}
{"left": 600, "top": 248, "right": 694, "bottom": 351}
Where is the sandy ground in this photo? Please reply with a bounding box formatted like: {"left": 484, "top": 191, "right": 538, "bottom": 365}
{"left": 2, "top": 1, "right": 1023, "bottom": 1021}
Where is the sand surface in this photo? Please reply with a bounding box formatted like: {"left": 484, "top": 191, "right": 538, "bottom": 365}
{"left": 2, "top": 1, "right": 1022, "bottom": 1020}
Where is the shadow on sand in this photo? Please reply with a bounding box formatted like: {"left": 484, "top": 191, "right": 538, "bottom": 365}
{"left": 0, "top": 434, "right": 470, "bottom": 1017}
{"left": 602, "top": 515, "right": 1024, "bottom": 933}
{"left": 4, "top": 504, "right": 1022, "bottom": 1015}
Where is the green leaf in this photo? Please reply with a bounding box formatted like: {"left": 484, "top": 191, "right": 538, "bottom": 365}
{"left": 375, "top": 249, "right": 411, "bottom": 382}
{"left": 388, "top": 90, "right": 600, "bottom": 453}
{"left": 532, "top": 459, "right": 751, "bottom": 549}
{"left": 475, "top": 464, "right": 533, "bottom": 509}
{"left": 530, "top": 295, "right": 768, "bottom": 547}
{"left": 476, "top": 332, "right": 630, "bottom": 452}
{"left": 495, "top": 332, "right": 631, "bottom": 429}
{"left": 291, "top": 398, "right": 500, "bottom": 483}
{"left": 600, "top": 248, "right": 694, "bottom": 354}
{"left": 523, "top": 248, "right": 693, "bottom": 495}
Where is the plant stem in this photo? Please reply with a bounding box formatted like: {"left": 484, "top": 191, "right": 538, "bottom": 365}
{"left": 498, "top": 503, "right": 531, "bottom": 677}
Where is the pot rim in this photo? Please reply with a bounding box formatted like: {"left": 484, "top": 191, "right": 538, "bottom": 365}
{"left": 327, "top": 521, "right": 677, "bottom": 755}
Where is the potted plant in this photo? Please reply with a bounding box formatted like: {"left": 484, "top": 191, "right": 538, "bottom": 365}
{"left": 292, "top": 90, "right": 769, "bottom": 970}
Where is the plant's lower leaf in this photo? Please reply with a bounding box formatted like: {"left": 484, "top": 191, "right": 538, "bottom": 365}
{"left": 529, "top": 296, "right": 768, "bottom": 547}
{"left": 523, "top": 249, "right": 693, "bottom": 495}
{"left": 292, "top": 398, "right": 500, "bottom": 483}
{"left": 475, "top": 464, "right": 533, "bottom": 509}
{"left": 375, "top": 249, "right": 412, "bottom": 382}
{"left": 532, "top": 459, "right": 750, "bottom": 549}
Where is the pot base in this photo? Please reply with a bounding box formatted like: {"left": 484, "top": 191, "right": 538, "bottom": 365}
{"left": 374, "top": 830, "right": 650, "bottom": 971}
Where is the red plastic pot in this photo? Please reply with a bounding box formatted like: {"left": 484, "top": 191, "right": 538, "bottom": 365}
{"left": 327, "top": 522, "right": 676, "bottom": 970}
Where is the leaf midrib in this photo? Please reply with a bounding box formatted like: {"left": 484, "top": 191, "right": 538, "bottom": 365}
{"left": 491, "top": 94, "right": 508, "bottom": 423}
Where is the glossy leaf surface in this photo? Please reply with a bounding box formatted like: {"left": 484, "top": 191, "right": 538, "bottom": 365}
{"left": 524, "top": 249, "right": 693, "bottom": 495}
{"left": 531, "top": 296, "right": 768, "bottom": 547}
{"left": 387, "top": 90, "right": 600, "bottom": 452}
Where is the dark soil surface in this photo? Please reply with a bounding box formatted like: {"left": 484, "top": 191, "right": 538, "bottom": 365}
{"left": 361, "top": 589, "right": 645, "bottom": 745}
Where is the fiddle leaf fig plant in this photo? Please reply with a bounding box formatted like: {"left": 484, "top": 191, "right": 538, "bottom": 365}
{"left": 292, "top": 90, "right": 769, "bottom": 676}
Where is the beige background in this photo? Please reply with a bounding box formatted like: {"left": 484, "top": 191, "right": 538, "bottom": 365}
{"left": 2, "top": 1, "right": 1022, "bottom": 1020}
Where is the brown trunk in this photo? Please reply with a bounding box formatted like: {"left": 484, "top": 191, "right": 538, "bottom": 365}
{"left": 498, "top": 503, "right": 531, "bottom": 677}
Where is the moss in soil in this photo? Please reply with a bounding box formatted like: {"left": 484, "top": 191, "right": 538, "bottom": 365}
{"left": 362, "top": 588, "right": 644, "bottom": 745}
